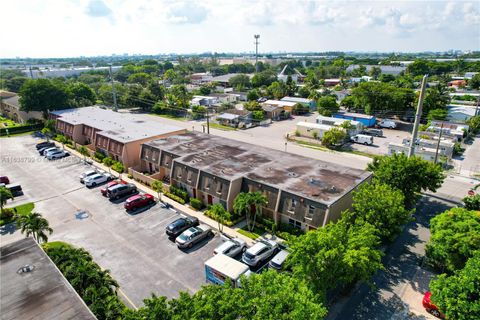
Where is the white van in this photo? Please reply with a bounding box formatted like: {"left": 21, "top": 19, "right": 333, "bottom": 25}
{"left": 351, "top": 134, "right": 373, "bottom": 145}
{"left": 378, "top": 119, "right": 397, "bottom": 129}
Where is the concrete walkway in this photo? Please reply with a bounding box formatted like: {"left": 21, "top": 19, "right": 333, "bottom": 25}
{"left": 60, "top": 143, "right": 256, "bottom": 246}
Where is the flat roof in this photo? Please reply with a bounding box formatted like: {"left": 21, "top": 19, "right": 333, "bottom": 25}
{"left": 145, "top": 132, "right": 371, "bottom": 205}
{"left": 334, "top": 112, "right": 375, "bottom": 120}
{"left": 297, "top": 122, "right": 336, "bottom": 131}
{"left": 51, "top": 106, "right": 184, "bottom": 143}
{"left": 0, "top": 238, "right": 96, "bottom": 320}
{"left": 262, "top": 100, "right": 296, "bottom": 107}
{"left": 280, "top": 96, "right": 313, "bottom": 103}
{"left": 205, "top": 254, "right": 249, "bottom": 279}
{"left": 1, "top": 94, "right": 20, "bottom": 108}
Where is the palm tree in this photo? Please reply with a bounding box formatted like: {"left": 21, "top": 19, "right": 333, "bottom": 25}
{"left": 78, "top": 146, "right": 89, "bottom": 164}
{"left": 151, "top": 180, "right": 163, "bottom": 202}
{"left": 248, "top": 192, "right": 268, "bottom": 231}
{"left": 16, "top": 212, "right": 53, "bottom": 243}
{"left": 0, "top": 186, "right": 13, "bottom": 214}
{"left": 209, "top": 203, "right": 231, "bottom": 233}
{"left": 234, "top": 192, "right": 252, "bottom": 230}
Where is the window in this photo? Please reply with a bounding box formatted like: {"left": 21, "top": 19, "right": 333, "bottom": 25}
{"left": 308, "top": 205, "right": 315, "bottom": 216}
{"left": 289, "top": 218, "right": 302, "bottom": 229}
{"left": 205, "top": 178, "right": 211, "bottom": 190}
{"left": 288, "top": 198, "right": 297, "bottom": 213}
{"left": 177, "top": 168, "right": 182, "bottom": 179}
{"left": 216, "top": 182, "right": 223, "bottom": 195}
{"left": 187, "top": 170, "right": 193, "bottom": 182}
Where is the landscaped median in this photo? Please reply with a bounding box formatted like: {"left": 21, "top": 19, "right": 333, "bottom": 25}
{"left": 0, "top": 202, "right": 34, "bottom": 226}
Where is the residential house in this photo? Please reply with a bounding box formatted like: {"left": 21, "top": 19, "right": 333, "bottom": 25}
{"left": 51, "top": 106, "right": 186, "bottom": 169}
{"left": 190, "top": 72, "right": 213, "bottom": 84}
{"left": 208, "top": 93, "right": 238, "bottom": 104}
{"left": 190, "top": 95, "right": 219, "bottom": 107}
{"left": 296, "top": 122, "right": 341, "bottom": 139}
{"left": 280, "top": 96, "right": 316, "bottom": 111}
{"left": 388, "top": 143, "right": 443, "bottom": 163}
{"left": 316, "top": 115, "right": 363, "bottom": 135}
{"left": 210, "top": 73, "right": 254, "bottom": 87}
{"left": 261, "top": 100, "right": 297, "bottom": 114}
{"left": 428, "top": 121, "right": 469, "bottom": 141}
{"left": 324, "top": 78, "right": 341, "bottom": 86}
{"left": 262, "top": 104, "right": 284, "bottom": 121}
{"left": 0, "top": 91, "right": 44, "bottom": 124}
{"left": 216, "top": 109, "right": 252, "bottom": 128}
{"left": 447, "top": 105, "right": 477, "bottom": 122}
{"left": 401, "top": 138, "right": 454, "bottom": 160}
{"left": 139, "top": 132, "right": 372, "bottom": 231}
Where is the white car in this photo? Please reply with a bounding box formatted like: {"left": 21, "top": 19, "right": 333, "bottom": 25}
{"left": 351, "top": 134, "right": 373, "bottom": 145}
{"left": 84, "top": 173, "right": 113, "bottom": 187}
{"left": 43, "top": 147, "right": 59, "bottom": 156}
{"left": 213, "top": 238, "right": 246, "bottom": 257}
{"left": 79, "top": 170, "right": 98, "bottom": 183}
{"left": 242, "top": 239, "right": 278, "bottom": 267}
{"left": 378, "top": 119, "right": 397, "bottom": 129}
{"left": 47, "top": 150, "right": 66, "bottom": 160}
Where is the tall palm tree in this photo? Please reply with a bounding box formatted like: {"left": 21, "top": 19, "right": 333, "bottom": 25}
{"left": 16, "top": 212, "right": 53, "bottom": 243}
{"left": 249, "top": 192, "right": 268, "bottom": 231}
{"left": 233, "top": 192, "right": 252, "bottom": 230}
{"left": 209, "top": 203, "right": 231, "bottom": 233}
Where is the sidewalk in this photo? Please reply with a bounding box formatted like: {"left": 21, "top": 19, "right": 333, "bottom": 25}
{"left": 60, "top": 143, "right": 256, "bottom": 246}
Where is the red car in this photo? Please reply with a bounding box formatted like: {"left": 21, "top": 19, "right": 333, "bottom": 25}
{"left": 124, "top": 194, "right": 155, "bottom": 211}
{"left": 100, "top": 180, "right": 126, "bottom": 196}
{"left": 422, "top": 292, "right": 445, "bottom": 318}
{"left": 0, "top": 176, "right": 10, "bottom": 184}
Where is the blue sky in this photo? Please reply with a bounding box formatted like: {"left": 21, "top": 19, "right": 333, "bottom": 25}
{"left": 1, "top": 0, "right": 479, "bottom": 58}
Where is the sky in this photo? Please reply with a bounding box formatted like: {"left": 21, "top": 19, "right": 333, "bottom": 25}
{"left": 1, "top": 0, "right": 479, "bottom": 58}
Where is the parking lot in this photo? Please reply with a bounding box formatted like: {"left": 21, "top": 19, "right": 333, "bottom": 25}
{"left": 0, "top": 135, "right": 224, "bottom": 307}
{"left": 346, "top": 125, "right": 412, "bottom": 156}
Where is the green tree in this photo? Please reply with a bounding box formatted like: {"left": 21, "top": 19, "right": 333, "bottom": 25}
{"left": 78, "top": 146, "right": 89, "bottom": 164}
{"left": 421, "top": 85, "right": 450, "bottom": 114}
{"left": 6, "top": 76, "right": 28, "bottom": 92}
{"left": 317, "top": 96, "right": 339, "bottom": 116}
{"left": 343, "top": 182, "right": 412, "bottom": 242}
{"left": 248, "top": 192, "right": 268, "bottom": 231}
{"left": 466, "top": 115, "right": 480, "bottom": 134}
{"left": 367, "top": 153, "right": 444, "bottom": 208}
{"left": 351, "top": 82, "right": 414, "bottom": 115}
{"left": 151, "top": 180, "right": 164, "bottom": 202}
{"left": 66, "top": 82, "right": 96, "bottom": 107}
{"left": 463, "top": 194, "right": 480, "bottom": 211}
{"left": 229, "top": 74, "right": 251, "bottom": 90}
{"left": 19, "top": 79, "right": 70, "bottom": 118}
{"left": 427, "top": 108, "right": 448, "bottom": 121}
{"left": 267, "top": 81, "right": 287, "bottom": 99}
{"left": 321, "top": 127, "right": 346, "bottom": 147}
{"left": 252, "top": 110, "right": 264, "bottom": 121}
{"left": 16, "top": 212, "right": 53, "bottom": 243}
{"left": 369, "top": 66, "right": 382, "bottom": 79}
{"left": 247, "top": 89, "right": 260, "bottom": 101}
{"left": 340, "top": 95, "right": 356, "bottom": 111}
{"left": 208, "top": 203, "right": 231, "bottom": 232}
{"left": 426, "top": 208, "right": 480, "bottom": 272}
{"left": 244, "top": 100, "right": 261, "bottom": 111}
{"left": 0, "top": 187, "right": 13, "bottom": 214}
{"left": 430, "top": 252, "right": 480, "bottom": 320}
{"left": 407, "top": 59, "right": 430, "bottom": 76}
{"left": 288, "top": 221, "right": 383, "bottom": 299}
{"left": 251, "top": 70, "right": 277, "bottom": 87}
{"left": 57, "top": 134, "right": 67, "bottom": 149}
{"left": 127, "top": 72, "right": 152, "bottom": 85}
{"left": 233, "top": 192, "right": 252, "bottom": 230}
{"left": 102, "top": 157, "right": 114, "bottom": 174}
{"left": 469, "top": 73, "right": 480, "bottom": 89}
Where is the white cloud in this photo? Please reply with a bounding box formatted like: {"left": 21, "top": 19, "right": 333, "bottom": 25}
{"left": 85, "top": 0, "right": 112, "bottom": 17}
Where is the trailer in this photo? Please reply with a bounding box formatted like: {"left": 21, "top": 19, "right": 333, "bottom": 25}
{"left": 333, "top": 112, "right": 376, "bottom": 127}
{"left": 205, "top": 254, "right": 251, "bottom": 288}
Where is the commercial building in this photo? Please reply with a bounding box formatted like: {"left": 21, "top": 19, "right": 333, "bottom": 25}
{"left": 280, "top": 96, "right": 316, "bottom": 111}
{"left": 296, "top": 122, "right": 343, "bottom": 140}
{"left": 0, "top": 91, "right": 44, "bottom": 124}
{"left": 139, "top": 132, "right": 371, "bottom": 231}
{"left": 0, "top": 238, "right": 96, "bottom": 320}
{"left": 51, "top": 106, "right": 186, "bottom": 168}
{"left": 333, "top": 112, "right": 377, "bottom": 127}
{"left": 316, "top": 115, "right": 363, "bottom": 134}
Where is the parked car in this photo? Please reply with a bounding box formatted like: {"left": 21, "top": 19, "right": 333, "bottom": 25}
{"left": 124, "top": 193, "right": 155, "bottom": 211}
{"left": 42, "top": 147, "right": 59, "bottom": 156}
{"left": 84, "top": 173, "right": 113, "bottom": 187}
{"left": 47, "top": 150, "right": 67, "bottom": 160}
{"left": 213, "top": 238, "right": 247, "bottom": 257}
{"left": 422, "top": 292, "right": 445, "bottom": 318}
{"left": 166, "top": 216, "right": 200, "bottom": 238}
{"left": 362, "top": 128, "right": 383, "bottom": 137}
{"left": 0, "top": 183, "right": 23, "bottom": 197}
{"left": 36, "top": 141, "right": 55, "bottom": 150}
{"left": 107, "top": 183, "right": 137, "bottom": 200}
{"left": 351, "top": 134, "right": 374, "bottom": 145}
{"left": 0, "top": 176, "right": 10, "bottom": 184}
{"left": 176, "top": 224, "right": 213, "bottom": 249}
{"left": 378, "top": 119, "right": 397, "bottom": 129}
{"left": 79, "top": 170, "right": 98, "bottom": 183}
{"left": 100, "top": 180, "right": 126, "bottom": 196}
{"left": 269, "top": 249, "right": 289, "bottom": 271}
{"left": 242, "top": 239, "right": 279, "bottom": 267}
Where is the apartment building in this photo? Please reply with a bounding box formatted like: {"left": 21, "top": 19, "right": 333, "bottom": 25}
{"left": 0, "top": 91, "right": 44, "bottom": 124}
{"left": 51, "top": 106, "right": 186, "bottom": 168}
{"left": 140, "top": 132, "right": 371, "bottom": 231}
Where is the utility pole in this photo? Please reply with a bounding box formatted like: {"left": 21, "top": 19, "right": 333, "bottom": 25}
{"left": 475, "top": 94, "right": 480, "bottom": 117}
{"left": 108, "top": 64, "right": 118, "bottom": 112}
{"left": 206, "top": 107, "right": 210, "bottom": 134}
{"left": 408, "top": 74, "right": 428, "bottom": 157}
{"left": 434, "top": 122, "right": 444, "bottom": 164}
{"left": 254, "top": 34, "right": 260, "bottom": 73}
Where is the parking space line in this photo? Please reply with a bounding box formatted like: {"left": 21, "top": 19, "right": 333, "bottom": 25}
{"left": 118, "top": 288, "right": 138, "bottom": 310}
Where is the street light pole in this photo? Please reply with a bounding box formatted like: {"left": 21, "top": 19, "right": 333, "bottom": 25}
{"left": 109, "top": 64, "right": 118, "bottom": 112}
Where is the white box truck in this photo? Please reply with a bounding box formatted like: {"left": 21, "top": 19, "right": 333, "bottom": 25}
{"left": 205, "top": 254, "right": 251, "bottom": 288}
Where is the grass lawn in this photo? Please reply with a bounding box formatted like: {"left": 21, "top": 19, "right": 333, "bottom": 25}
{"left": 237, "top": 225, "right": 266, "bottom": 240}
{"left": 0, "top": 116, "right": 21, "bottom": 129}
{"left": 151, "top": 113, "right": 188, "bottom": 121}
{"left": 342, "top": 149, "right": 377, "bottom": 159}
{"left": 207, "top": 123, "right": 237, "bottom": 131}
{"left": 42, "top": 241, "right": 73, "bottom": 250}
{"left": 0, "top": 202, "right": 34, "bottom": 226}
{"left": 296, "top": 140, "right": 332, "bottom": 152}
{"left": 0, "top": 130, "right": 37, "bottom": 138}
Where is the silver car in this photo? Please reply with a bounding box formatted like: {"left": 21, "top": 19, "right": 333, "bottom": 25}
{"left": 213, "top": 238, "right": 246, "bottom": 257}
{"left": 242, "top": 239, "right": 278, "bottom": 267}
{"left": 176, "top": 224, "right": 213, "bottom": 249}
{"left": 269, "top": 249, "right": 289, "bottom": 271}
{"left": 79, "top": 170, "right": 98, "bottom": 183}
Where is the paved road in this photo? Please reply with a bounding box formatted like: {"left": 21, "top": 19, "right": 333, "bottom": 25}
{"left": 123, "top": 110, "right": 372, "bottom": 170}
{"left": 0, "top": 136, "right": 223, "bottom": 307}
{"left": 327, "top": 195, "right": 454, "bottom": 320}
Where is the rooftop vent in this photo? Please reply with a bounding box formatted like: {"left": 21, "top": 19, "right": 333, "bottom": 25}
{"left": 17, "top": 264, "right": 35, "bottom": 274}
{"left": 287, "top": 172, "right": 298, "bottom": 177}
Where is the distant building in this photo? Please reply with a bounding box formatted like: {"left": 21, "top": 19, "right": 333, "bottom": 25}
{"left": 280, "top": 96, "right": 316, "bottom": 111}
{"left": 316, "top": 115, "right": 363, "bottom": 134}
{"left": 51, "top": 106, "right": 186, "bottom": 168}
{"left": 447, "top": 104, "right": 477, "bottom": 122}
{"left": 23, "top": 66, "right": 121, "bottom": 79}
{"left": 324, "top": 79, "right": 341, "bottom": 86}
{"left": 277, "top": 65, "right": 305, "bottom": 83}
{"left": 190, "top": 95, "right": 219, "bottom": 107}
{"left": 261, "top": 100, "right": 297, "bottom": 114}
{"left": 210, "top": 73, "right": 253, "bottom": 87}
{"left": 346, "top": 64, "right": 407, "bottom": 75}
{"left": 139, "top": 132, "right": 372, "bottom": 231}
{"left": 0, "top": 238, "right": 96, "bottom": 320}
{"left": 190, "top": 72, "right": 213, "bottom": 84}
{"left": 216, "top": 109, "right": 252, "bottom": 128}
{"left": 333, "top": 112, "right": 376, "bottom": 127}
{"left": 296, "top": 122, "right": 342, "bottom": 139}
{"left": 0, "top": 91, "right": 44, "bottom": 123}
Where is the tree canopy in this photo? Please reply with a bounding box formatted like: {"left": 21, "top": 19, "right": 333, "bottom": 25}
{"left": 317, "top": 96, "right": 339, "bottom": 116}
{"left": 430, "top": 252, "right": 480, "bottom": 320}
{"left": 367, "top": 153, "right": 444, "bottom": 208}
{"left": 426, "top": 208, "right": 480, "bottom": 272}
{"left": 19, "top": 79, "right": 70, "bottom": 117}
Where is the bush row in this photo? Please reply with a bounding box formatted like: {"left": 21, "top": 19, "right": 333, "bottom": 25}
{"left": 164, "top": 192, "right": 186, "bottom": 205}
